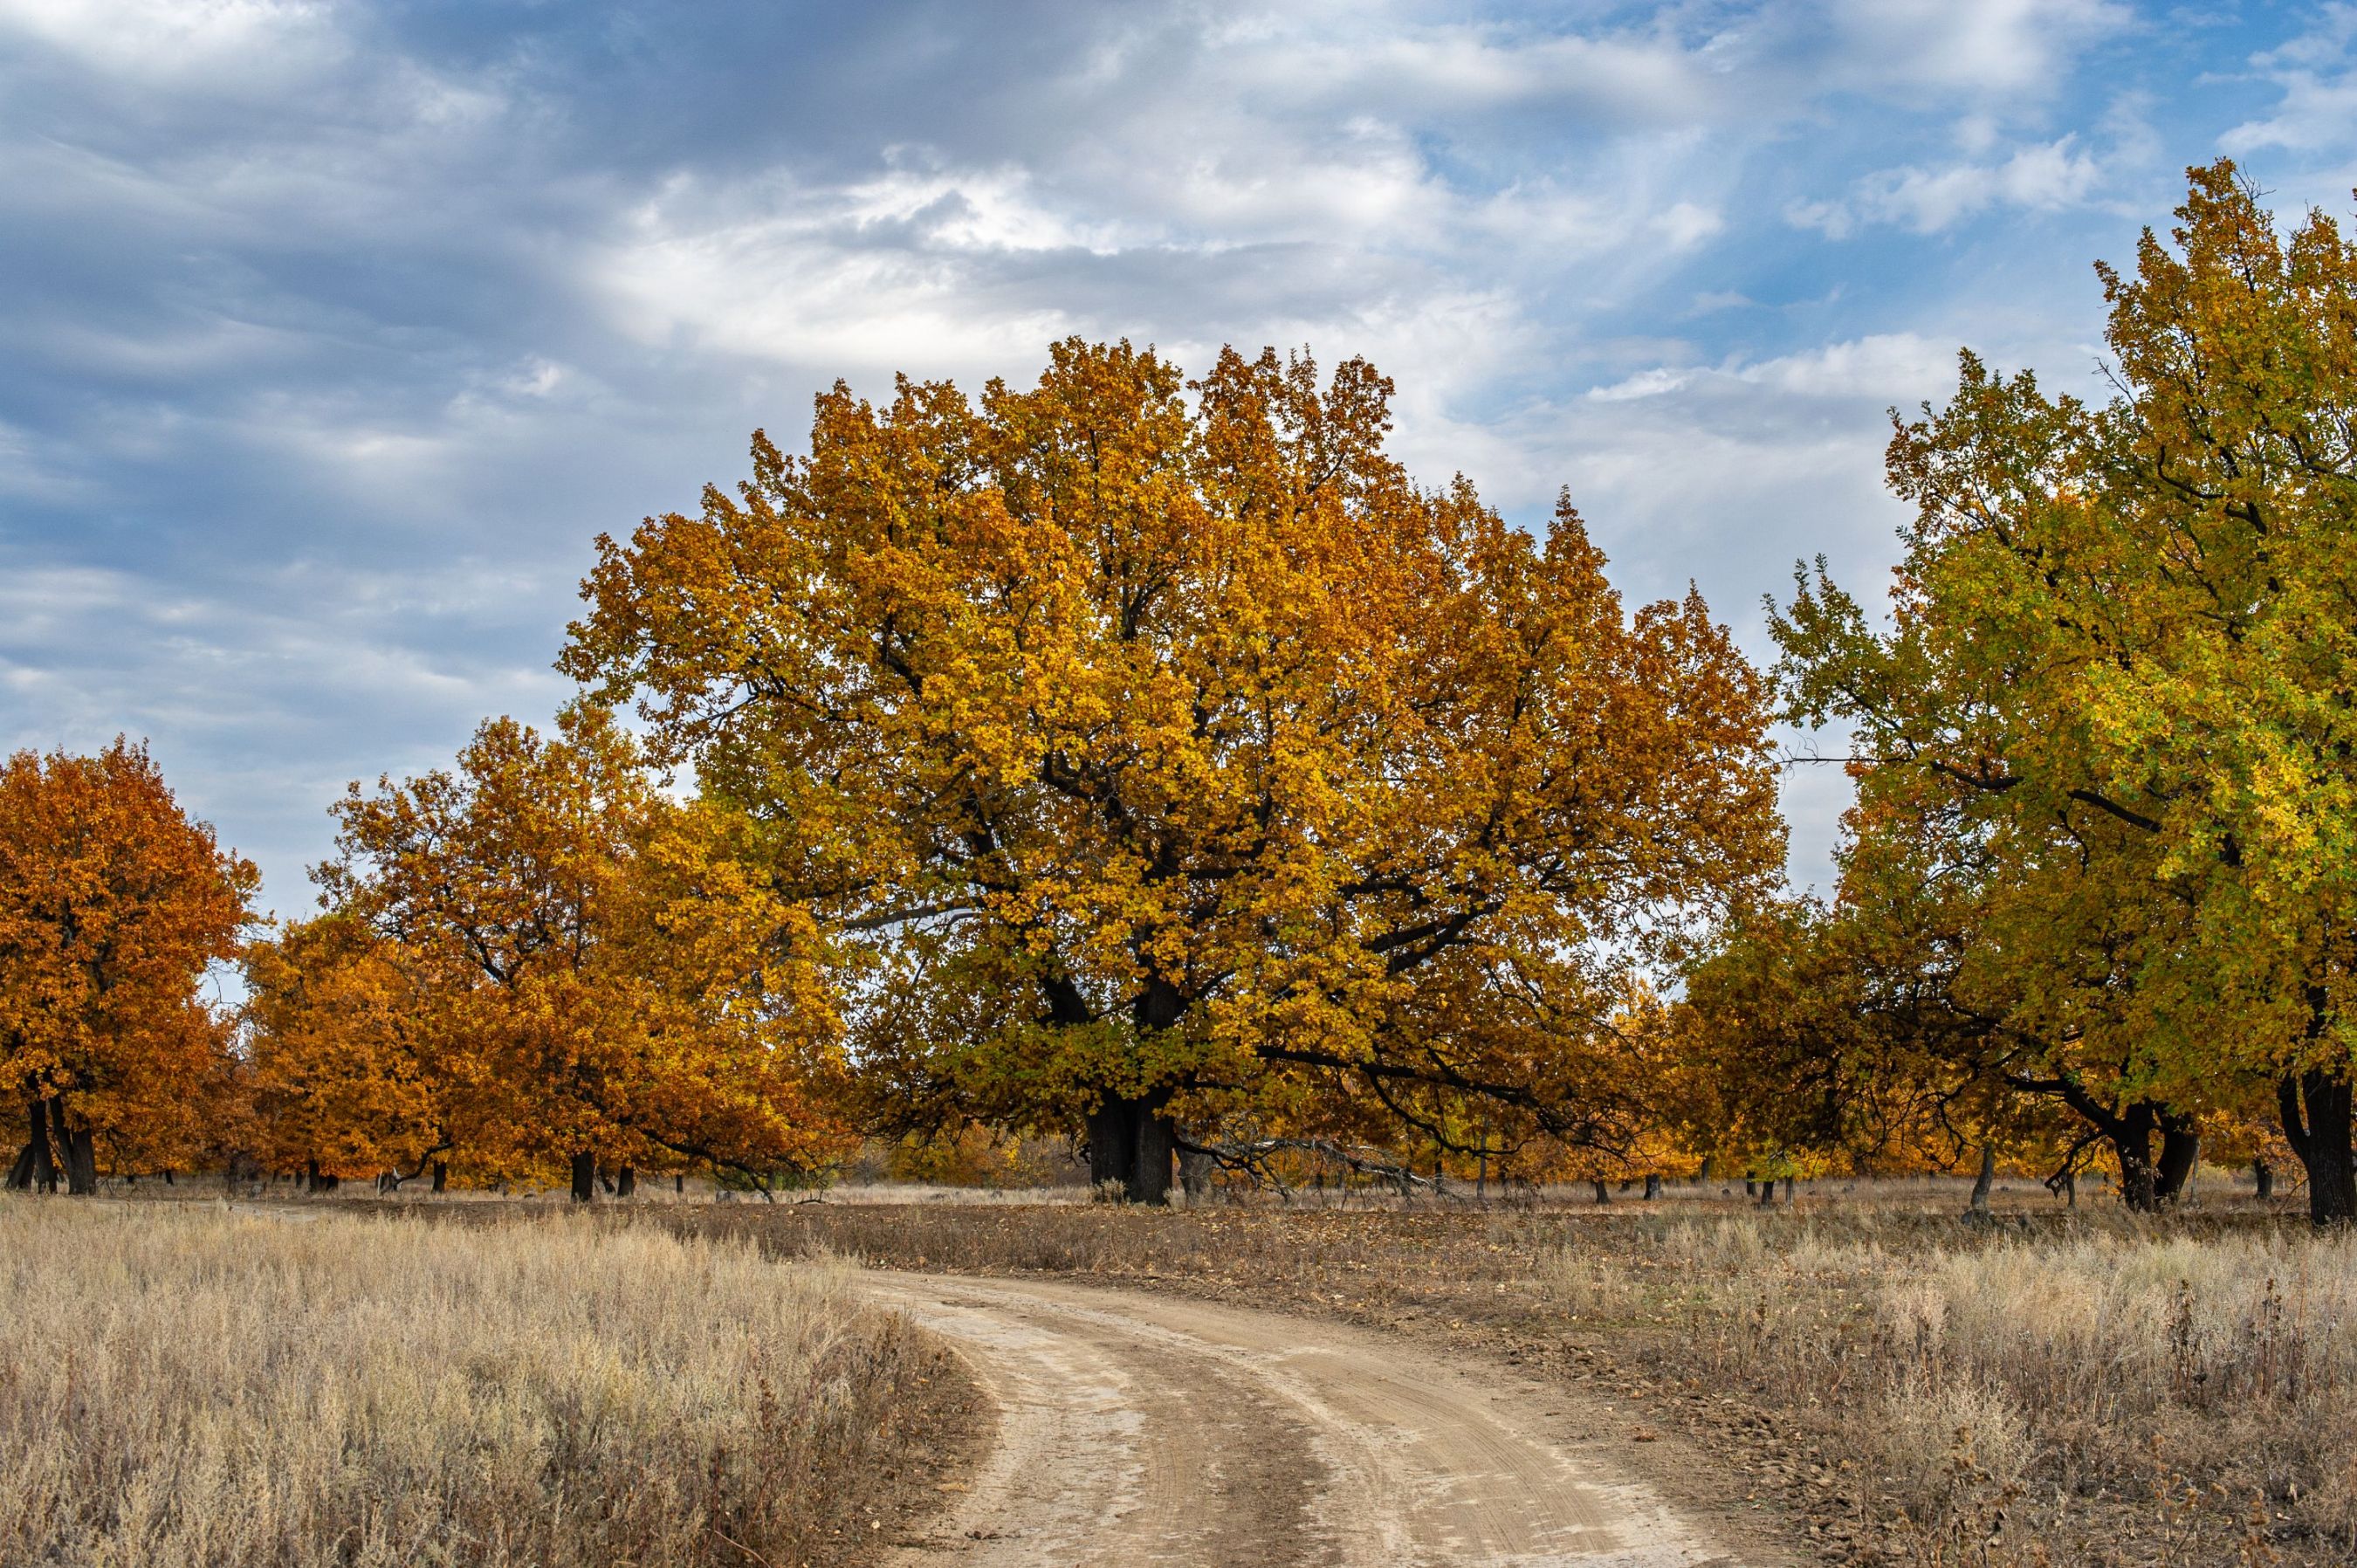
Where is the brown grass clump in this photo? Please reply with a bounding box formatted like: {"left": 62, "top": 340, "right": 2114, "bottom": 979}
{"left": 0, "top": 1201, "right": 959, "bottom": 1568}
{"left": 1549, "top": 1214, "right": 2357, "bottom": 1562}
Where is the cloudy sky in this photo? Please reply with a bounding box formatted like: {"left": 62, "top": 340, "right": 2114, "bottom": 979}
{"left": 5, "top": 0, "right": 2355, "bottom": 921}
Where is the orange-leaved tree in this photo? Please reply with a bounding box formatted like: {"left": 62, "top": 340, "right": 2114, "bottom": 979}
{"left": 0, "top": 739, "right": 257, "bottom": 1193}
{"left": 244, "top": 911, "right": 471, "bottom": 1190}
{"left": 317, "top": 707, "right": 850, "bottom": 1198}
{"left": 563, "top": 339, "right": 1784, "bottom": 1200}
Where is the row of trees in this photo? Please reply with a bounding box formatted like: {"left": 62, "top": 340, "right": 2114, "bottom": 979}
{"left": 8, "top": 162, "right": 2356, "bottom": 1217}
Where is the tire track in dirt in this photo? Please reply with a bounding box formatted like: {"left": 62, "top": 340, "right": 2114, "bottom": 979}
{"left": 865, "top": 1272, "right": 1760, "bottom": 1567}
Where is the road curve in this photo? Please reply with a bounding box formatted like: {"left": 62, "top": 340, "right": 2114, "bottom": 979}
{"left": 863, "top": 1271, "right": 1757, "bottom": 1568}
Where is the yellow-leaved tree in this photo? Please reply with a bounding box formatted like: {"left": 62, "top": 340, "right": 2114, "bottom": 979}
{"left": 563, "top": 340, "right": 1783, "bottom": 1199}
{"left": 1772, "top": 163, "right": 2357, "bottom": 1222}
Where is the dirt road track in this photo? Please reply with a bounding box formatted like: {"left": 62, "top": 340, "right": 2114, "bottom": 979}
{"left": 865, "top": 1272, "right": 1762, "bottom": 1567}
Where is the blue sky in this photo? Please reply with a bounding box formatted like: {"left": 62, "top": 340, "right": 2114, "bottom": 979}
{"left": 5, "top": 0, "right": 2356, "bottom": 920}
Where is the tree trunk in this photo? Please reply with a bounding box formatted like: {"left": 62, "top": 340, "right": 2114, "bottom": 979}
{"left": 1088, "top": 1091, "right": 1175, "bottom": 1203}
{"left": 1743, "top": 1179, "right": 1757, "bottom": 1198}
{"left": 432, "top": 1159, "right": 449, "bottom": 1193}
{"left": 1591, "top": 1179, "right": 1610, "bottom": 1205}
{"left": 674, "top": 1173, "right": 685, "bottom": 1195}
{"left": 570, "top": 1151, "right": 597, "bottom": 1203}
{"left": 615, "top": 1166, "right": 636, "bottom": 1199}
{"left": 2112, "top": 1102, "right": 2162, "bottom": 1212}
{"left": 2281, "top": 1070, "right": 2357, "bottom": 1226}
{"left": 1178, "top": 1148, "right": 1214, "bottom": 1200}
{"left": 1644, "top": 1173, "right": 1662, "bottom": 1200}
{"left": 1782, "top": 1175, "right": 1795, "bottom": 1204}
{"left": 1756, "top": 1177, "right": 1776, "bottom": 1208}
{"left": 1699, "top": 1153, "right": 1717, "bottom": 1184}
{"left": 1969, "top": 1144, "right": 1996, "bottom": 1211}
{"left": 2254, "top": 1157, "right": 2273, "bottom": 1200}
{"left": 49, "top": 1102, "right": 95, "bottom": 1195}
{"left": 2061, "top": 1170, "right": 2077, "bottom": 1207}
{"left": 8, "top": 1099, "right": 56, "bottom": 1193}
{"left": 304, "top": 1159, "right": 339, "bottom": 1195}
{"left": 2155, "top": 1120, "right": 2199, "bottom": 1205}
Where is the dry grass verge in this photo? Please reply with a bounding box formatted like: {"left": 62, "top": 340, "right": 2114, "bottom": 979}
{"left": 0, "top": 1200, "right": 971, "bottom": 1568}
{"left": 661, "top": 1195, "right": 2354, "bottom": 1565}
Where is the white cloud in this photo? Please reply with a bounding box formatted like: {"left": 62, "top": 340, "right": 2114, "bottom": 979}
{"left": 0, "top": 0, "right": 342, "bottom": 85}
{"left": 1217, "top": 20, "right": 1745, "bottom": 128}
{"left": 1741, "top": 333, "right": 1955, "bottom": 398}
{"left": 2223, "top": 4, "right": 2357, "bottom": 155}
{"left": 1795, "top": 134, "right": 2109, "bottom": 235}
{"left": 1588, "top": 366, "right": 1693, "bottom": 402}
{"left": 1828, "top": 0, "right": 2133, "bottom": 100}
{"left": 1586, "top": 333, "right": 1953, "bottom": 406}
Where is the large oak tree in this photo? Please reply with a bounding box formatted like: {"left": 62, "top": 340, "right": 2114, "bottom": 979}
{"left": 564, "top": 340, "right": 1783, "bottom": 1200}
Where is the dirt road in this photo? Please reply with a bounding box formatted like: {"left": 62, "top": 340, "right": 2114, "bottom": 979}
{"left": 865, "top": 1272, "right": 1763, "bottom": 1567}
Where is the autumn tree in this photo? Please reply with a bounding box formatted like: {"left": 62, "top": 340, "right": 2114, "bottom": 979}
{"left": 317, "top": 708, "right": 849, "bottom": 1198}
{"left": 244, "top": 912, "right": 467, "bottom": 1191}
{"left": 1682, "top": 776, "right": 2217, "bottom": 1209}
{"left": 1774, "top": 162, "right": 2357, "bottom": 1222}
{"left": 0, "top": 739, "right": 256, "bottom": 1193}
{"left": 563, "top": 339, "right": 1783, "bottom": 1200}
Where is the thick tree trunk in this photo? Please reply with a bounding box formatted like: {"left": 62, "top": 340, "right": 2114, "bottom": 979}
{"left": 431, "top": 1159, "right": 449, "bottom": 1193}
{"left": 2281, "top": 1070, "right": 2357, "bottom": 1226}
{"left": 674, "top": 1173, "right": 685, "bottom": 1195}
{"left": 1756, "top": 1177, "right": 1776, "bottom": 1208}
{"left": 569, "top": 1151, "right": 597, "bottom": 1203}
{"left": 1743, "top": 1179, "right": 1757, "bottom": 1198}
{"left": 2254, "top": 1158, "right": 2273, "bottom": 1200}
{"left": 2155, "top": 1120, "right": 2199, "bottom": 1205}
{"left": 1088, "top": 1092, "right": 1175, "bottom": 1203}
{"left": 1644, "top": 1173, "right": 1663, "bottom": 1200}
{"left": 49, "top": 1102, "right": 95, "bottom": 1195}
{"left": 1591, "top": 1179, "right": 1610, "bottom": 1205}
{"left": 1782, "top": 1175, "right": 1794, "bottom": 1205}
{"left": 615, "top": 1166, "right": 636, "bottom": 1199}
{"left": 1969, "top": 1144, "right": 1996, "bottom": 1211}
{"left": 2111, "top": 1102, "right": 2164, "bottom": 1212}
{"left": 2060, "top": 1170, "right": 2077, "bottom": 1207}
{"left": 304, "top": 1159, "right": 339, "bottom": 1195}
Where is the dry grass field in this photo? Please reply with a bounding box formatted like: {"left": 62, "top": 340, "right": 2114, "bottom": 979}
{"left": 0, "top": 1201, "right": 970, "bottom": 1568}
{"left": 666, "top": 1186, "right": 2357, "bottom": 1566}
{"left": 17, "top": 1184, "right": 2348, "bottom": 1565}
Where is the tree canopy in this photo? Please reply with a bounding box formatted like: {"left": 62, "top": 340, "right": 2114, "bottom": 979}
{"left": 563, "top": 340, "right": 1784, "bottom": 1198}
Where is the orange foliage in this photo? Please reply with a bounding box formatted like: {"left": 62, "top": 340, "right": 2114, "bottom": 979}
{"left": 0, "top": 739, "right": 256, "bottom": 1191}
